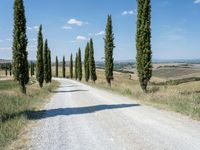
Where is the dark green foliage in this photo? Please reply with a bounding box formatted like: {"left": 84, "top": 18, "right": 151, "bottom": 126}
{"left": 84, "top": 43, "right": 90, "bottom": 82}
{"left": 55, "top": 56, "right": 58, "bottom": 77}
{"left": 136, "top": 0, "right": 152, "bottom": 93}
{"left": 47, "top": 48, "right": 52, "bottom": 82}
{"left": 44, "top": 39, "right": 48, "bottom": 83}
{"left": 12, "top": 0, "right": 29, "bottom": 94}
{"left": 89, "top": 39, "right": 97, "bottom": 82}
{"left": 70, "top": 54, "right": 73, "bottom": 78}
{"left": 75, "top": 53, "right": 78, "bottom": 80}
{"left": 62, "top": 56, "right": 66, "bottom": 78}
{"left": 104, "top": 15, "right": 115, "bottom": 86}
{"left": 36, "top": 25, "right": 44, "bottom": 88}
{"left": 77, "top": 48, "right": 82, "bottom": 81}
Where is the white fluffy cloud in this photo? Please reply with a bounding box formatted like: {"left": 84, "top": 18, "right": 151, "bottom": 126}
{"left": 68, "top": 19, "right": 83, "bottom": 26}
{"left": 95, "top": 31, "right": 105, "bottom": 36}
{"left": 194, "top": 0, "right": 200, "bottom": 4}
{"left": 122, "top": 10, "right": 134, "bottom": 16}
{"left": 76, "top": 36, "right": 87, "bottom": 41}
{"left": 62, "top": 26, "right": 72, "bottom": 30}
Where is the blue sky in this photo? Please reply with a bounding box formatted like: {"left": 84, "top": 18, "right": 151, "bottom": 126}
{"left": 0, "top": 0, "right": 200, "bottom": 61}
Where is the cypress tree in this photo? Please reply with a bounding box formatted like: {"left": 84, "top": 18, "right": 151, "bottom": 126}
{"left": 104, "top": 15, "right": 115, "bottom": 87}
{"left": 36, "top": 25, "right": 44, "bottom": 88}
{"left": 5, "top": 64, "right": 7, "bottom": 76}
{"left": 75, "top": 53, "right": 78, "bottom": 80}
{"left": 84, "top": 43, "right": 90, "bottom": 82}
{"left": 55, "top": 56, "right": 58, "bottom": 77}
{"left": 12, "top": 0, "right": 29, "bottom": 94}
{"left": 30, "top": 62, "right": 33, "bottom": 76}
{"left": 47, "top": 48, "right": 52, "bottom": 82}
{"left": 77, "top": 48, "right": 82, "bottom": 81}
{"left": 44, "top": 39, "right": 48, "bottom": 83}
{"left": 62, "top": 56, "right": 66, "bottom": 78}
{"left": 70, "top": 53, "right": 73, "bottom": 78}
{"left": 32, "top": 63, "right": 35, "bottom": 76}
{"left": 89, "top": 39, "right": 97, "bottom": 83}
{"left": 136, "top": 0, "right": 152, "bottom": 93}
{"left": 9, "top": 63, "right": 12, "bottom": 76}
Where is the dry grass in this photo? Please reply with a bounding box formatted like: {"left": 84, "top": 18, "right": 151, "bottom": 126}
{"left": 79, "top": 68, "right": 200, "bottom": 120}
{"left": 0, "top": 78, "right": 59, "bottom": 149}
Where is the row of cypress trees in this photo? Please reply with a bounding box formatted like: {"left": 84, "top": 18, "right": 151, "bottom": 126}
{"left": 12, "top": 0, "right": 52, "bottom": 94}
{"left": 12, "top": 0, "right": 152, "bottom": 93}
{"left": 36, "top": 25, "right": 52, "bottom": 88}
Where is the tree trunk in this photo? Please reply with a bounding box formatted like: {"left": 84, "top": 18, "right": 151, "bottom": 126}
{"left": 20, "top": 84, "right": 26, "bottom": 94}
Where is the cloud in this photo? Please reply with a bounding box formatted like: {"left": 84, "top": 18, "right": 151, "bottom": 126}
{"left": 27, "top": 26, "right": 39, "bottom": 31}
{"left": 95, "top": 31, "right": 105, "bottom": 36}
{"left": 68, "top": 19, "right": 83, "bottom": 26}
{"left": 62, "top": 26, "right": 72, "bottom": 30}
{"left": 194, "top": 0, "right": 200, "bottom": 4}
{"left": 33, "top": 26, "right": 39, "bottom": 30}
{"left": 122, "top": 10, "right": 134, "bottom": 16}
{"left": 6, "top": 39, "right": 12, "bottom": 42}
{"left": 0, "top": 47, "right": 11, "bottom": 51}
{"left": 27, "top": 27, "right": 32, "bottom": 30}
{"left": 76, "top": 36, "right": 87, "bottom": 41}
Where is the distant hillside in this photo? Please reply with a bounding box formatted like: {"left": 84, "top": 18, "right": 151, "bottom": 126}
{"left": 0, "top": 59, "right": 12, "bottom": 64}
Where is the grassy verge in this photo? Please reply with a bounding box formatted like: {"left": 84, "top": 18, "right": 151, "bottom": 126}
{"left": 0, "top": 79, "right": 59, "bottom": 149}
{"left": 82, "top": 69, "right": 200, "bottom": 120}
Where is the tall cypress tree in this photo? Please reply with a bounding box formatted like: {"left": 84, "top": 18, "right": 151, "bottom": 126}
{"left": 104, "top": 15, "right": 115, "bottom": 86}
{"left": 75, "top": 53, "right": 78, "bottom": 80}
{"left": 77, "top": 48, "right": 82, "bottom": 81}
{"left": 36, "top": 25, "right": 44, "bottom": 88}
{"left": 84, "top": 43, "right": 90, "bottom": 82}
{"left": 136, "top": 0, "right": 152, "bottom": 93}
{"left": 9, "top": 63, "right": 12, "bottom": 76}
{"left": 55, "top": 56, "right": 58, "bottom": 77}
{"left": 47, "top": 48, "right": 52, "bottom": 82}
{"left": 12, "top": 0, "right": 29, "bottom": 94}
{"left": 44, "top": 39, "right": 48, "bottom": 83}
{"left": 62, "top": 56, "right": 66, "bottom": 78}
{"left": 5, "top": 64, "right": 8, "bottom": 76}
{"left": 89, "top": 39, "right": 97, "bottom": 83}
{"left": 30, "top": 61, "right": 33, "bottom": 76}
{"left": 70, "top": 53, "right": 73, "bottom": 78}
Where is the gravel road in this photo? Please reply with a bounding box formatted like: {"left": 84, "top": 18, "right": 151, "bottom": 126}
{"left": 29, "top": 78, "right": 200, "bottom": 150}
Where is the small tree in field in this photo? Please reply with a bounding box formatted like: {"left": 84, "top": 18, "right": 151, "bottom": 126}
{"left": 104, "top": 15, "right": 115, "bottom": 87}
{"left": 77, "top": 48, "right": 82, "bottom": 81}
{"left": 36, "top": 25, "right": 44, "bottom": 88}
{"left": 84, "top": 43, "right": 90, "bottom": 82}
{"left": 5, "top": 64, "right": 7, "bottom": 76}
{"left": 89, "top": 39, "right": 97, "bottom": 83}
{"left": 55, "top": 56, "right": 58, "bottom": 77}
{"left": 70, "top": 54, "right": 73, "bottom": 78}
{"left": 75, "top": 53, "right": 78, "bottom": 80}
{"left": 9, "top": 63, "right": 12, "bottom": 76}
{"left": 12, "top": 0, "right": 29, "bottom": 94}
{"left": 136, "top": 0, "right": 152, "bottom": 93}
{"left": 62, "top": 56, "right": 66, "bottom": 78}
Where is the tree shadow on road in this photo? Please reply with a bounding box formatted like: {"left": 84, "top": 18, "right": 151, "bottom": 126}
{"left": 51, "top": 89, "right": 88, "bottom": 93}
{"left": 26, "top": 104, "right": 140, "bottom": 120}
